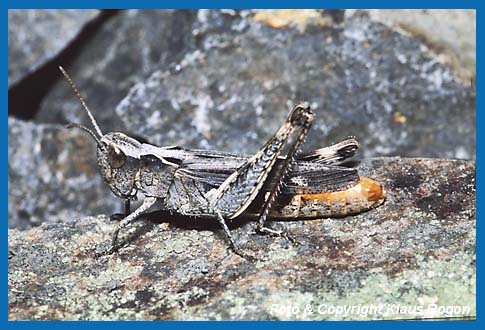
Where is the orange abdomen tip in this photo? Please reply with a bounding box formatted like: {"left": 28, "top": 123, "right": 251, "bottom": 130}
{"left": 359, "top": 176, "right": 386, "bottom": 207}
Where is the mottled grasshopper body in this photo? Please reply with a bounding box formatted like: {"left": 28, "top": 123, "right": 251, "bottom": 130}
{"left": 59, "top": 67, "right": 385, "bottom": 258}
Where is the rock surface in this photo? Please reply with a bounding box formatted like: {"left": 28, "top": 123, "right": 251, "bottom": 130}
{"left": 114, "top": 10, "right": 475, "bottom": 161}
{"left": 36, "top": 10, "right": 197, "bottom": 133}
{"left": 23, "top": 10, "right": 475, "bottom": 160}
{"left": 8, "top": 117, "right": 118, "bottom": 229}
{"left": 366, "top": 9, "right": 476, "bottom": 82}
{"left": 8, "top": 9, "right": 99, "bottom": 87}
{"left": 8, "top": 158, "right": 476, "bottom": 320}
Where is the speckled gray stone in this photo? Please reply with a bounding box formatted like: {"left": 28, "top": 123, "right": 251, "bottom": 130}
{"left": 116, "top": 10, "right": 475, "bottom": 160}
{"left": 8, "top": 158, "right": 476, "bottom": 320}
{"left": 36, "top": 10, "right": 197, "bottom": 133}
{"left": 365, "top": 9, "right": 476, "bottom": 82}
{"left": 8, "top": 117, "right": 118, "bottom": 229}
{"left": 8, "top": 9, "right": 99, "bottom": 87}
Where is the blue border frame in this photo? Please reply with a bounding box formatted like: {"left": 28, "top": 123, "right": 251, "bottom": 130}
{"left": 4, "top": 0, "right": 479, "bottom": 328}
{"left": 2, "top": 0, "right": 480, "bottom": 9}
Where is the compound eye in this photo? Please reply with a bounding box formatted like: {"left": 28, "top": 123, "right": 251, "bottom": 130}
{"left": 108, "top": 145, "right": 126, "bottom": 169}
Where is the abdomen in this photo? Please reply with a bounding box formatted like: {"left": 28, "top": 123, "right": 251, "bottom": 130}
{"left": 268, "top": 177, "right": 386, "bottom": 219}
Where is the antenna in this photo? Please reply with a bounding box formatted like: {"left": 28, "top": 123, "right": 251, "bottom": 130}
{"left": 58, "top": 66, "right": 103, "bottom": 137}
{"left": 65, "top": 122, "right": 101, "bottom": 144}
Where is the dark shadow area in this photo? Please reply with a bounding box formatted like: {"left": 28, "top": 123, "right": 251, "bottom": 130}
{"left": 8, "top": 10, "right": 119, "bottom": 120}
{"left": 130, "top": 210, "right": 252, "bottom": 231}
{"left": 106, "top": 210, "right": 254, "bottom": 255}
{"left": 340, "top": 159, "right": 361, "bottom": 168}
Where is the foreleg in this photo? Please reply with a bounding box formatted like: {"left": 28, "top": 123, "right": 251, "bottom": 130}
{"left": 106, "top": 196, "right": 157, "bottom": 254}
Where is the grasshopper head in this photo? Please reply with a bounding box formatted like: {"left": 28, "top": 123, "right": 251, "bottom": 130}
{"left": 96, "top": 132, "right": 142, "bottom": 200}
{"left": 60, "top": 66, "right": 141, "bottom": 200}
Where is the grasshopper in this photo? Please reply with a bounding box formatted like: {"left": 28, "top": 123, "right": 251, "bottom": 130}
{"left": 59, "top": 66, "right": 386, "bottom": 259}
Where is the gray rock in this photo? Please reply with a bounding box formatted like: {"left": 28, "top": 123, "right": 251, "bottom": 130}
{"left": 116, "top": 10, "right": 475, "bottom": 160}
{"left": 8, "top": 158, "right": 475, "bottom": 320}
{"left": 8, "top": 117, "right": 119, "bottom": 229}
{"left": 8, "top": 9, "right": 99, "bottom": 87}
{"left": 36, "top": 10, "right": 197, "bottom": 134}
{"left": 366, "top": 10, "right": 476, "bottom": 82}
